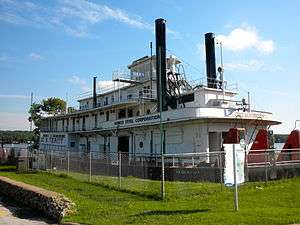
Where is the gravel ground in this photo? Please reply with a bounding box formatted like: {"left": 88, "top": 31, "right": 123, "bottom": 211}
{"left": 0, "top": 196, "right": 55, "bottom": 225}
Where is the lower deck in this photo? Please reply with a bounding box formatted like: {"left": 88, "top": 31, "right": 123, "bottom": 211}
{"left": 39, "top": 119, "right": 264, "bottom": 155}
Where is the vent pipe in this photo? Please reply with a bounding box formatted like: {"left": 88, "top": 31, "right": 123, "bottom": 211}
{"left": 205, "top": 33, "right": 217, "bottom": 89}
{"left": 155, "top": 18, "right": 168, "bottom": 112}
{"left": 93, "top": 76, "right": 97, "bottom": 108}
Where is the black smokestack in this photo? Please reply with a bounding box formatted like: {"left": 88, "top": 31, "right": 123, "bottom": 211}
{"left": 93, "top": 76, "right": 97, "bottom": 108}
{"left": 155, "top": 18, "right": 168, "bottom": 112}
{"left": 205, "top": 33, "right": 217, "bottom": 89}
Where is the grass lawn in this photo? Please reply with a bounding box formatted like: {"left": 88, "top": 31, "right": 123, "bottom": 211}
{"left": 0, "top": 170, "right": 299, "bottom": 225}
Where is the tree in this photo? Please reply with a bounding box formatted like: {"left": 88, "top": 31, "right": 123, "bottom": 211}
{"left": 0, "top": 131, "right": 35, "bottom": 145}
{"left": 41, "top": 97, "right": 66, "bottom": 115}
{"left": 28, "top": 97, "right": 66, "bottom": 147}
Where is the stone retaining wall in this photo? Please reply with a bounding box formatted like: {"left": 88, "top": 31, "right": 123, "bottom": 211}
{"left": 0, "top": 176, "right": 75, "bottom": 222}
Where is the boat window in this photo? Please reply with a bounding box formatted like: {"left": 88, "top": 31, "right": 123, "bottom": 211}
{"left": 118, "top": 109, "right": 126, "bottom": 119}
{"left": 106, "top": 111, "right": 110, "bottom": 121}
{"left": 104, "top": 97, "right": 108, "bottom": 106}
{"left": 66, "top": 119, "right": 69, "bottom": 132}
{"left": 72, "top": 118, "right": 75, "bottom": 131}
{"left": 128, "top": 109, "right": 133, "bottom": 117}
{"left": 82, "top": 116, "right": 86, "bottom": 130}
{"left": 139, "top": 141, "right": 143, "bottom": 148}
{"left": 136, "top": 111, "right": 140, "bottom": 116}
{"left": 94, "top": 114, "right": 98, "bottom": 128}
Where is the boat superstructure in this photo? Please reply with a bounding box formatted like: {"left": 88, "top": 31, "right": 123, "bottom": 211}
{"left": 39, "top": 19, "right": 280, "bottom": 155}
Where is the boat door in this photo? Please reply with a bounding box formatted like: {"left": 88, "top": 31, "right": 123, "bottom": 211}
{"left": 118, "top": 136, "right": 130, "bottom": 153}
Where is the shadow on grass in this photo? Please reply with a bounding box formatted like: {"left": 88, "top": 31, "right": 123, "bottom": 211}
{"left": 86, "top": 181, "right": 161, "bottom": 201}
{"left": 134, "top": 209, "right": 210, "bottom": 216}
{"left": 47, "top": 172, "right": 161, "bottom": 200}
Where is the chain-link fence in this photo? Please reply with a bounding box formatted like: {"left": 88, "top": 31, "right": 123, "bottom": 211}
{"left": 247, "top": 149, "right": 300, "bottom": 181}
{"left": 4, "top": 147, "right": 300, "bottom": 199}
{"left": 33, "top": 150, "right": 163, "bottom": 198}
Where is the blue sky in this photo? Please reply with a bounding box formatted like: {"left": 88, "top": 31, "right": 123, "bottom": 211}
{"left": 0, "top": 0, "right": 299, "bottom": 133}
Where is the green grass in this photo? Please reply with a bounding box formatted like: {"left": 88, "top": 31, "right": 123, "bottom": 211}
{"left": 0, "top": 165, "right": 16, "bottom": 171}
{"left": 0, "top": 171, "right": 300, "bottom": 225}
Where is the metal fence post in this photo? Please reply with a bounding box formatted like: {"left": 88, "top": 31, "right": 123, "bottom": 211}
{"left": 118, "top": 151, "right": 122, "bottom": 189}
{"left": 67, "top": 150, "right": 70, "bottom": 174}
{"left": 36, "top": 150, "right": 39, "bottom": 170}
{"left": 26, "top": 148, "right": 29, "bottom": 171}
{"left": 244, "top": 150, "right": 248, "bottom": 182}
{"left": 50, "top": 150, "right": 53, "bottom": 172}
{"left": 44, "top": 150, "right": 47, "bottom": 171}
{"left": 89, "top": 151, "right": 92, "bottom": 182}
{"left": 265, "top": 152, "right": 268, "bottom": 183}
{"left": 233, "top": 144, "right": 239, "bottom": 211}
{"left": 218, "top": 153, "right": 223, "bottom": 191}
{"left": 161, "top": 154, "right": 165, "bottom": 200}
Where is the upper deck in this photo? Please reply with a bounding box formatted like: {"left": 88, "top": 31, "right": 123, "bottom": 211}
{"left": 39, "top": 54, "right": 280, "bottom": 134}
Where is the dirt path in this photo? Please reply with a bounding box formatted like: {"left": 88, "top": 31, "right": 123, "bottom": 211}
{"left": 0, "top": 196, "right": 55, "bottom": 225}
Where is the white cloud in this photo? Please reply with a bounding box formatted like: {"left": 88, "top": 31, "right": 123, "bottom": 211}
{"left": 225, "top": 59, "right": 283, "bottom": 72}
{"left": 225, "top": 60, "right": 264, "bottom": 71}
{"left": 0, "top": 94, "right": 30, "bottom": 99}
{"left": 29, "top": 52, "right": 43, "bottom": 60}
{"left": 0, "top": 112, "right": 29, "bottom": 130}
{"left": 68, "top": 75, "right": 90, "bottom": 92}
{"left": 0, "top": 0, "right": 161, "bottom": 38}
{"left": 217, "top": 25, "right": 275, "bottom": 54}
